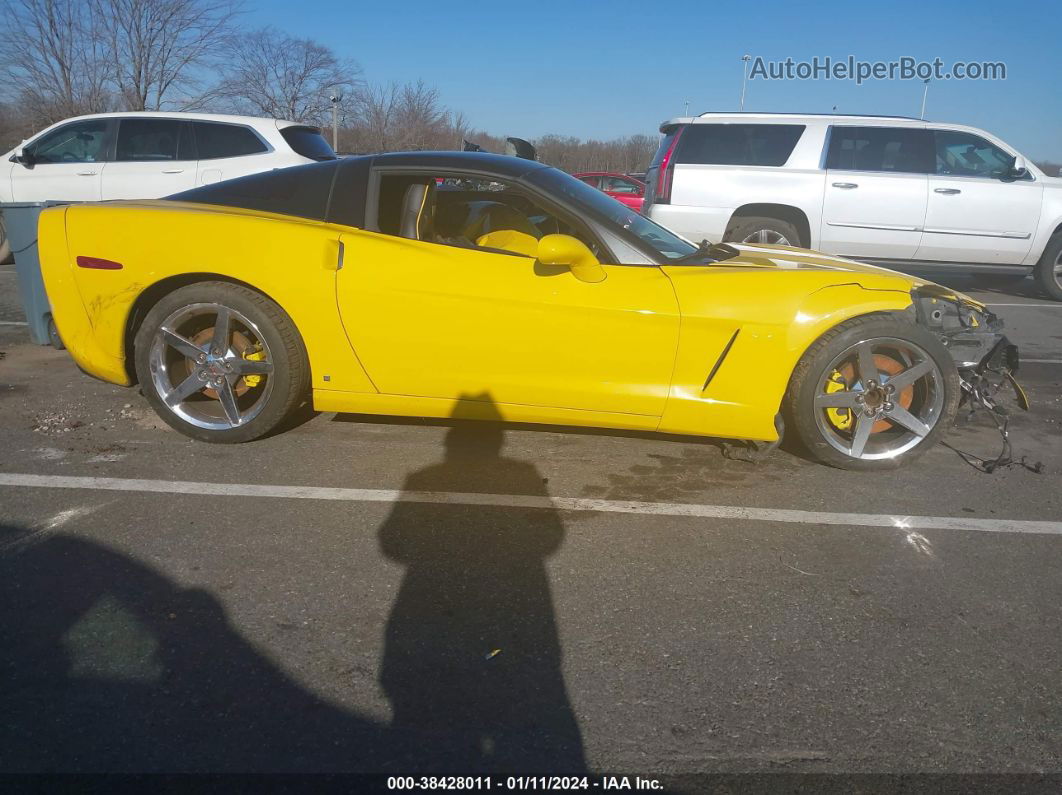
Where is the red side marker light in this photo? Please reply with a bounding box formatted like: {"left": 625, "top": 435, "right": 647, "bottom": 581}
{"left": 76, "top": 256, "right": 123, "bottom": 270}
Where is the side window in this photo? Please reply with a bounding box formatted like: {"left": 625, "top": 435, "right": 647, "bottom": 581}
{"left": 826, "top": 127, "right": 933, "bottom": 174}
{"left": 601, "top": 176, "right": 640, "bottom": 194}
{"left": 192, "top": 122, "right": 268, "bottom": 160}
{"left": 374, "top": 172, "right": 601, "bottom": 259}
{"left": 578, "top": 175, "right": 601, "bottom": 188}
{"left": 29, "top": 119, "right": 110, "bottom": 164}
{"left": 116, "top": 118, "right": 190, "bottom": 161}
{"left": 674, "top": 124, "right": 805, "bottom": 167}
{"left": 933, "top": 130, "right": 1015, "bottom": 179}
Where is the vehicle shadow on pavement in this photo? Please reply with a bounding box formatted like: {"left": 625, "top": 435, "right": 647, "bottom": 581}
{"left": 0, "top": 522, "right": 392, "bottom": 773}
{"left": 377, "top": 392, "right": 587, "bottom": 773}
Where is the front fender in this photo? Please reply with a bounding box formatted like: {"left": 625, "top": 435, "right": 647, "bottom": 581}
{"left": 659, "top": 278, "right": 912, "bottom": 441}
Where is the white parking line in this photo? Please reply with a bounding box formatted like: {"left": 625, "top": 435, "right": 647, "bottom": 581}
{"left": 1023, "top": 358, "right": 1062, "bottom": 364}
{"left": 1, "top": 472, "right": 1060, "bottom": 536}
{"left": 0, "top": 320, "right": 28, "bottom": 326}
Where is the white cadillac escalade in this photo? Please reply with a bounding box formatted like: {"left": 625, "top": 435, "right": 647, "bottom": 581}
{"left": 644, "top": 113, "right": 1062, "bottom": 300}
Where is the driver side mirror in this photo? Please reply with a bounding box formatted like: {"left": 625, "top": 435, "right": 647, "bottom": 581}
{"left": 12, "top": 147, "right": 34, "bottom": 167}
{"left": 1007, "top": 155, "right": 1028, "bottom": 179}
{"left": 537, "top": 234, "right": 606, "bottom": 283}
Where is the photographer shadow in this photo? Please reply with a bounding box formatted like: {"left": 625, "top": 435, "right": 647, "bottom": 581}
{"left": 378, "top": 392, "right": 586, "bottom": 773}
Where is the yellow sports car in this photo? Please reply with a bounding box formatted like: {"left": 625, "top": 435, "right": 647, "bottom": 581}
{"left": 38, "top": 152, "right": 1020, "bottom": 469}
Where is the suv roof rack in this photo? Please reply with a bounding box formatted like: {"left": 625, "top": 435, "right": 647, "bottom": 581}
{"left": 695, "top": 111, "right": 924, "bottom": 121}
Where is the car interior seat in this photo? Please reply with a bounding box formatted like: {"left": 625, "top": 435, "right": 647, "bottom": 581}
{"left": 399, "top": 182, "right": 436, "bottom": 241}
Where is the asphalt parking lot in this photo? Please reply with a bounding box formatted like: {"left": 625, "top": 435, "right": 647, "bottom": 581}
{"left": 1, "top": 263, "right": 1060, "bottom": 781}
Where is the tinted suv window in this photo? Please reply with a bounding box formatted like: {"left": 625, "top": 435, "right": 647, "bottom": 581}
{"left": 193, "top": 122, "right": 268, "bottom": 160}
{"left": 826, "top": 127, "right": 933, "bottom": 174}
{"left": 30, "top": 119, "right": 110, "bottom": 164}
{"left": 116, "top": 118, "right": 192, "bottom": 161}
{"left": 674, "top": 124, "right": 805, "bottom": 166}
{"left": 279, "top": 126, "right": 336, "bottom": 161}
{"left": 933, "top": 130, "right": 1014, "bottom": 178}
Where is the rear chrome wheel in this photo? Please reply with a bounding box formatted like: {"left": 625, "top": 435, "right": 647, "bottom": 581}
{"left": 148, "top": 303, "right": 275, "bottom": 431}
{"left": 742, "top": 228, "right": 791, "bottom": 245}
{"left": 134, "top": 282, "right": 308, "bottom": 443}
{"left": 724, "top": 215, "right": 800, "bottom": 248}
{"left": 786, "top": 315, "right": 959, "bottom": 470}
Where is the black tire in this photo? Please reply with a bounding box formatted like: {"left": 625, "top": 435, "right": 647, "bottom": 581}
{"left": 724, "top": 216, "right": 802, "bottom": 247}
{"left": 46, "top": 316, "right": 65, "bottom": 350}
{"left": 133, "top": 281, "right": 309, "bottom": 443}
{"left": 1033, "top": 233, "right": 1062, "bottom": 301}
{"left": 784, "top": 314, "right": 960, "bottom": 471}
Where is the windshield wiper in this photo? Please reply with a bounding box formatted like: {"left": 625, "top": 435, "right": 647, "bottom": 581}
{"left": 668, "top": 239, "right": 738, "bottom": 264}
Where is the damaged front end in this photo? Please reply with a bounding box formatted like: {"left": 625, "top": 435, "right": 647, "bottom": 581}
{"left": 910, "top": 286, "right": 1026, "bottom": 411}
{"left": 910, "top": 286, "right": 1038, "bottom": 472}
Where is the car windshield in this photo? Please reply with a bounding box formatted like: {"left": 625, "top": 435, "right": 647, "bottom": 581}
{"left": 525, "top": 168, "right": 701, "bottom": 261}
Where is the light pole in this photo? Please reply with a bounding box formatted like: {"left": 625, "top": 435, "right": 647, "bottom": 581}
{"left": 329, "top": 94, "right": 342, "bottom": 151}
{"left": 683, "top": 99, "right": 689, "bottom": 116}
{"left": 919, "top": 79, "right": 930, "bottom": 120}
{"left": 740, "top": 54, "right": 751, "bottom": 111}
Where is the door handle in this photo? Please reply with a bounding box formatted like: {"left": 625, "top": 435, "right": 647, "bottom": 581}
{"left": 161, "top": 169, "right": 185, "bottom": 174}
{"left": 831, "top": 182, "right": 858, "bottom": 189}
{"left": 934, "top": 188, "right": 961, "bottom": 195}
{"left": 76, "top": 170, "right": 97, "bottom": 176}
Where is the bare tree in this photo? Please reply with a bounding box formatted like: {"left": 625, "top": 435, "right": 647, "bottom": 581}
{"left": 92, "top": 0, "right": 237, "bottom": 111}
{"left": 0, "top": 0, "right": 113, "bottom": 124}
{"left": 345, "top": 80, "right": 460, "bottom": 153}
{"left": 213, "top": 27, "right": 361, "bottom": 124}
{"left": 1034, "top": 160, "right": 1061, "bottom": 178}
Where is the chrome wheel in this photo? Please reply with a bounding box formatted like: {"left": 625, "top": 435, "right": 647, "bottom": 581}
{"left": 742, "top": 228, "right": 792, "bottom": 245}
{"left": 148, "top": 303, "right": 275, "bottom": 430}
{"left": 812, "top": 337, "right": 945, "bottom": 461}
{"left": 1053, "top": 249, "right": 1062, "bottom": 287}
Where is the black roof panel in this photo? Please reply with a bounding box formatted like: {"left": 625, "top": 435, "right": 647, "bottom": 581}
{"left": 366, "top": 150, "right": 549, "bottom": 178}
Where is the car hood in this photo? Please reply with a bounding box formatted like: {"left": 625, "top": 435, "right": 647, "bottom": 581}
{"left": 712, "top": 242, "right": 986, "bottom": 310}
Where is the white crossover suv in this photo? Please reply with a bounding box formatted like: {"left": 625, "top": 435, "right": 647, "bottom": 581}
{"left": 644, "top": 113, "right": 1062, "bottom": 300}
{"left": 0, "top": 112, "right": 336, "bottom": 260}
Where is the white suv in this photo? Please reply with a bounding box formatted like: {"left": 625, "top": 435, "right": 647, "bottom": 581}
{"left": 0, "top": 112, "right": 335, "bottom": 259}
{"left": 644, "top": 113, "right": 1062, "bottom": 300}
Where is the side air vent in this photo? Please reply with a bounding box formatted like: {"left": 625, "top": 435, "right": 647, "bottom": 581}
{"left": 702, "top": 329, "right": 740, "bottom": 392}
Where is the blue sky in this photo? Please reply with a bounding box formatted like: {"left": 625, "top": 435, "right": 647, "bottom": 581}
{"left": 254, "top": 0, "right": 1061, "bottom": 161}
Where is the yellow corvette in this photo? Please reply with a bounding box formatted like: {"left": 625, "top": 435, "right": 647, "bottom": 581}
{"left": 38, "top": 152, "right": 1020, "bottom": 469}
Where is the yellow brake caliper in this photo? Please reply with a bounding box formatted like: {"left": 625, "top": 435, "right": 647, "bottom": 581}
{"left": 824, "top": 370, "right": 852, "bottom": 430}
{"left": 241, "top": 346, "right": 267, "bottom": 388}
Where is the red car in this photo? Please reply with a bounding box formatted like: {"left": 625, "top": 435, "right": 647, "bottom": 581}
{"left": 572, "top": 172, "right": 646, "bottom": 211}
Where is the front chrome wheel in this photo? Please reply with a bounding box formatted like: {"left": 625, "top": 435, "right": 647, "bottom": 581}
{"left": 148, "top": 302, "right": 275, "bottom": 430}
{"left": 812, "top": 337, "right": 945, "bottom": 461}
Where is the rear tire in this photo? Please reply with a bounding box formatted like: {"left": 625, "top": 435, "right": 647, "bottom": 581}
{"left": 724, "top": 216, "right": 801, "bottom": 247}
{"left": 1033, "top": 233, "right": 1062, "bottom": 301}
{"left": 785, "top": 315, "right": 959, "bottom": 470}
{"left": 133, "top": 282, "right": 309, "bottom": 443}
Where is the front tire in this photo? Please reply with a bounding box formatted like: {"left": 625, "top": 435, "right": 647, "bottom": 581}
{"left": 133, "top": 282, "right": 309, "bottom": 443}
{"left": 1033, "top": 233, "right": 1062, "bottom": 301}
{"left": 785, "top": 315, "right": 959, "bottom": 470}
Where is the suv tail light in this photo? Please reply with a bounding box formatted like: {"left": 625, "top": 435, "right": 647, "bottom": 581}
{"left": 653, "top": 126, "right": 684, "bottom": 205}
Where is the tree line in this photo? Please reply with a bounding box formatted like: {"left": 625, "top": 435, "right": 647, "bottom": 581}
{"left": 0, "top": 0, "right": 658, "bottom": 174}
